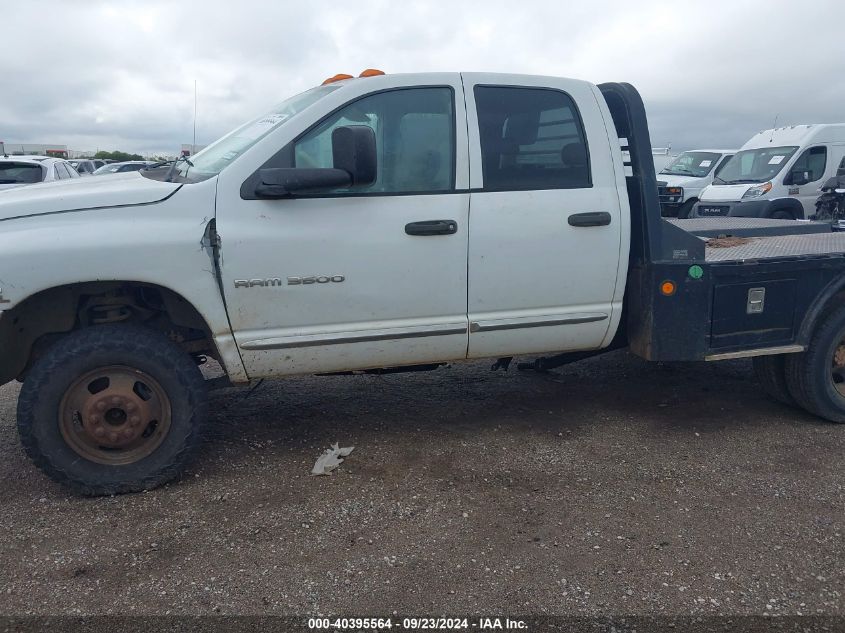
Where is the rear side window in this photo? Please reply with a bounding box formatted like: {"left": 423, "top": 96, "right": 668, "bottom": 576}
{"left": 0, "top": 163, "right": 43, "bottom": 184}
{"left": 474, "top": 86, "right": 591, "bottom": 191}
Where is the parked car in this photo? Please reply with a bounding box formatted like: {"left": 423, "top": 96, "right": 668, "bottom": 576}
{"left": 92, "top": 161, "right": 153, "bottom": 175}
{"left": 693, "top": 124, "right": 845, "bottom": 219}
{"left": 656, "top": 149, "right": 736, "bottom": 218}
{"left": 69, "top": 159, "right": 98, "bottom": 176}
{"left": 0, "top": 156, "right": 79, "bottom": 191}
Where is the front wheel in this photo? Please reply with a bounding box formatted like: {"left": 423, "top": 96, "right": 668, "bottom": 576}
{"left": 677, "top": 199, "right": 697, "bottom": 219}
{"left": 17, "top": 324, "right": 208, "bottom": 495}
{"left": 785, "top": 304, "right": 845, "bottom": 423}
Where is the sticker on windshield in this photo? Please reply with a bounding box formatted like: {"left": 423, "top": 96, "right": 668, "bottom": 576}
{"left": 237, "top": 113, "right": 290, "bottom": 141}
{"left": 699, "top": 160, "right": 712, "bottom": 167}
{"left": 768, "top": 155, "right": 785, "bottom": 165}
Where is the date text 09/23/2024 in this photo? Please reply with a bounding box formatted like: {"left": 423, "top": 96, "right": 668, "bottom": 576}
{"left": 307, "top": 617, "right": 528, "bottom": 630}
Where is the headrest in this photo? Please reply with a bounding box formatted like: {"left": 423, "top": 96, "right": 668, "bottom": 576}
{"left": 503, "top": 112, "right": 540, "bottom": 145}
{"left": 561, "top": 142, "right": 588, "bottom": 167}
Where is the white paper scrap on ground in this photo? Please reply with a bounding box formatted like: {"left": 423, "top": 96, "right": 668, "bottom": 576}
{"left": 311, "top": 443, "right": 355, "bottom": 475}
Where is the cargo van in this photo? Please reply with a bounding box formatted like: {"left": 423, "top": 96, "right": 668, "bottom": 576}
{"left": 693, "top": 124, "right": 845, "bottom": 219}
{"left": 656, "top": 149, "right": 736, "bottom": 218}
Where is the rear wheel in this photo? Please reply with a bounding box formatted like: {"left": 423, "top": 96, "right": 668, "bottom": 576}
{"left": 17, "top": 324, "right": 208, "bottom": 494}
{"left": 677, "top": 199, "right": 697, "bottom": 219}
{"left": 771, "top": 209, "right": 794, "bottom": 220}
{"left": 752, "top": 354, "right": 795, "bottom": 406}
{"left": 785, "top": 304, "right": 845, "bottom": 422}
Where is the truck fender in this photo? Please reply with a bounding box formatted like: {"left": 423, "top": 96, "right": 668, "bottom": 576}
{"left": 796, "top": 276, "right": 845, "bottom": 346}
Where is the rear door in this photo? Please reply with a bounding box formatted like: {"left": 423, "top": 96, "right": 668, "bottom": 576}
{"left": 463, "top": 74, "right": 627, "bottom": 358}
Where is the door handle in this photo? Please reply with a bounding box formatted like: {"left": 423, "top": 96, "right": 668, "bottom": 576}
{"left": 405, "top": 220, "right": 458, "bottom": 236}
{"left": 568, "top": 212, "right": 612, "bottom": 227}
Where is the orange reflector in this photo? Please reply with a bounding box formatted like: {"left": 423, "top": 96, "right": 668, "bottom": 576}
{"left": 359, "top": 68, "right": 385, "bottom": 77}
{"left": 322, "top": 73, "right": 354, "bottom": 85}
{"left": 660, "top": 280, "right": 676, "bottom": 296}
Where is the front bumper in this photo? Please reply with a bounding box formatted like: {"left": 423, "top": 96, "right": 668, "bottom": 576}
{"left": 657, "top": 182, "right": 685, "bottom": 216}
{"left": 691, "top": 199, "right": 772, "bottom": 218}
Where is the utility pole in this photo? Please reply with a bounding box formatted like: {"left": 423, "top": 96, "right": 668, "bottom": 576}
{"left": 192, "top": 80, "right": 197, "bottom": 156}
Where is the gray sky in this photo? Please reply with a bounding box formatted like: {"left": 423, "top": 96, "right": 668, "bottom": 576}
{"left": 2, "top": 0, "right": 843, "bottom": 156}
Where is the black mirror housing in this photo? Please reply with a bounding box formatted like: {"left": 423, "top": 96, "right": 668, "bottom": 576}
{"left": 332, "top": 125, "right": 377, "bottom": 186}
{"left": 254, "top": 168, "right": 351, "bottom": 198}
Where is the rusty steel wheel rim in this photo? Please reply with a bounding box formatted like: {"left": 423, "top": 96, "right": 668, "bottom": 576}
{"left": 832, "top": 342, "right": 845, "bottom": 398}
{"left": 59, "top": 366, "right": 172, "bottom": 465}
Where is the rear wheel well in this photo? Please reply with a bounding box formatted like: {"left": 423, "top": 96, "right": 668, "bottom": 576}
{"left": 0, "top": 282, "right": 218, "bottom": 384}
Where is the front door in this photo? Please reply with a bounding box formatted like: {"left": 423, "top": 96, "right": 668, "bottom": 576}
{"left": 462, "top": 74, "right": 627, "bottom": 358}
{"left": 215, "top": 80, "right": 470, "bottom": 377}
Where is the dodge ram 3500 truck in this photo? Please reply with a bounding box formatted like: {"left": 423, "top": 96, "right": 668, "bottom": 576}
{"left": 4, "top": 71, "right": 845, "bottom": 495}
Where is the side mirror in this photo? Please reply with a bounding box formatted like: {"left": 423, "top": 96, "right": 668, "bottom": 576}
{"left": 331, "top": 125, "right": 377, "bottom": 186}
{"left": 255, "top": 168, "right": 351, "bottom": 198}
{"left": 254, "top": 125, "right": 377, "bottom": 199}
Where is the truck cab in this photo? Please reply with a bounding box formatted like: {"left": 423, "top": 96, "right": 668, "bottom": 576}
{"left": 656, "top": 149, "right": 735, "bottom": 218}
{"left": 693, "top": 124, "right": 845, "bottom": 220}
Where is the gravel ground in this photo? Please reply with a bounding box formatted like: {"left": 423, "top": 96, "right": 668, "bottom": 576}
{"left": 0, "top": 350, "right": 843, "bottom": 618}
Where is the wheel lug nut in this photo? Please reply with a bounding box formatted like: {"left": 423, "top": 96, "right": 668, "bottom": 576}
{"left": 126, "top": 402, "right": 137, "bottom": 412}
{"left": 130, "top": 416, "right": 141, "bottom": 425}
{"left": 89, "top": 414, "right": 100, "bottom": 423}
{"left": 93, "top": 427, "right": 106, "bottom": 438}
{"left": 96, "top": 401, "right": 106, "bottom": 411}
{"left": 109, "top": 432, "right": 119, "bottom": 443}
{"left": 110, "top": 397, "right": 121, "bottom": 406}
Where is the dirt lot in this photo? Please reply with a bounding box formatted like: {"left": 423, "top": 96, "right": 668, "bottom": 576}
{"left": 0, "top": 350, "right": 843, "bottom": 618}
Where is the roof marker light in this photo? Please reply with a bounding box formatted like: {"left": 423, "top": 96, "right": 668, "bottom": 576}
{"left": 359, "top": 69, "right": 385, "bottom": 77}
{"left": 322, "top": 73, "right": 354, "bottom": 85}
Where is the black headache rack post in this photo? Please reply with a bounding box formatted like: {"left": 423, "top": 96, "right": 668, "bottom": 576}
{"left": 598, "top": 83, "right": 845, "bottom": 364}
{"left": 598, "top": 82, "right": 712, "bottom": 362}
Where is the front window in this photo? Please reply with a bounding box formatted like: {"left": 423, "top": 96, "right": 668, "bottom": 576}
{"left": 660, "top": 151, "right": 723, "bottom": 177}
{"left": 172, "top": 84, "right": 341, "bottom": 181}
{"left": 293, "top": 87, "right": 455, "bottom": 194}
{"left": 715, "top": 146, "right": 799, "bottom": 184}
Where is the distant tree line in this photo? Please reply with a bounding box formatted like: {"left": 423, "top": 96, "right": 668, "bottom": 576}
{"left": 94, "top": 150, "right": 144, "bottom": 161}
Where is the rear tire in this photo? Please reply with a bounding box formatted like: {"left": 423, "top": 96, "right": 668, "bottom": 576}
{"left": 784, "top": 304, "right": 845, "bottom": 422}
{"left": 677, "top": 199, "right": 697, "bottom": 219}
{"left": 17, "top": 324, "right": 208, "bottom": 495}
{"left": 752, "top": 354, "right": 795, "bottom": 406}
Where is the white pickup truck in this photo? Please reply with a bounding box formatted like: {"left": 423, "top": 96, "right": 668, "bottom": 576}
{"left": 4, "top": 71, "right": 845, "bottom": 495}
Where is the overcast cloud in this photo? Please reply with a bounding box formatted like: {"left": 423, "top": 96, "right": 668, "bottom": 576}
{"left": 2, "top": 0, "right": 843, "bottom": 156}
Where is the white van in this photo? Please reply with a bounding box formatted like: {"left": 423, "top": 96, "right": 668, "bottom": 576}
{"left": 693, "top": 124, "right": 845, "bottom": 219}
{"left": 656, "top": 149, "right": 736, "bottom": 218}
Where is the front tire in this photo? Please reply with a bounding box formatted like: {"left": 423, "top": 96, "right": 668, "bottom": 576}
{"left": 785, "top": 304, "right": 845, "bottom": 423}
{"left": 17, "top": 324, "right": 208, "bottom": 495}
{"left": 677, "top": 199, "right": 697, "bottom": 219}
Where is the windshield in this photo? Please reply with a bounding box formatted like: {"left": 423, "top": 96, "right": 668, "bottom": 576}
{"left": 0, "top": 163, "right": 43, "bottom": 184}
{"left": 172, "top": 84, "right": 341, "bottom": 181}
{"left": 714, "top": 146, "right": 799, "bottom": 184}
{"left": 660, "top": 151, "right": 723, "bottom": 177}
{"left": 93, "top": 164, "right": 124, "bottom": 175}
